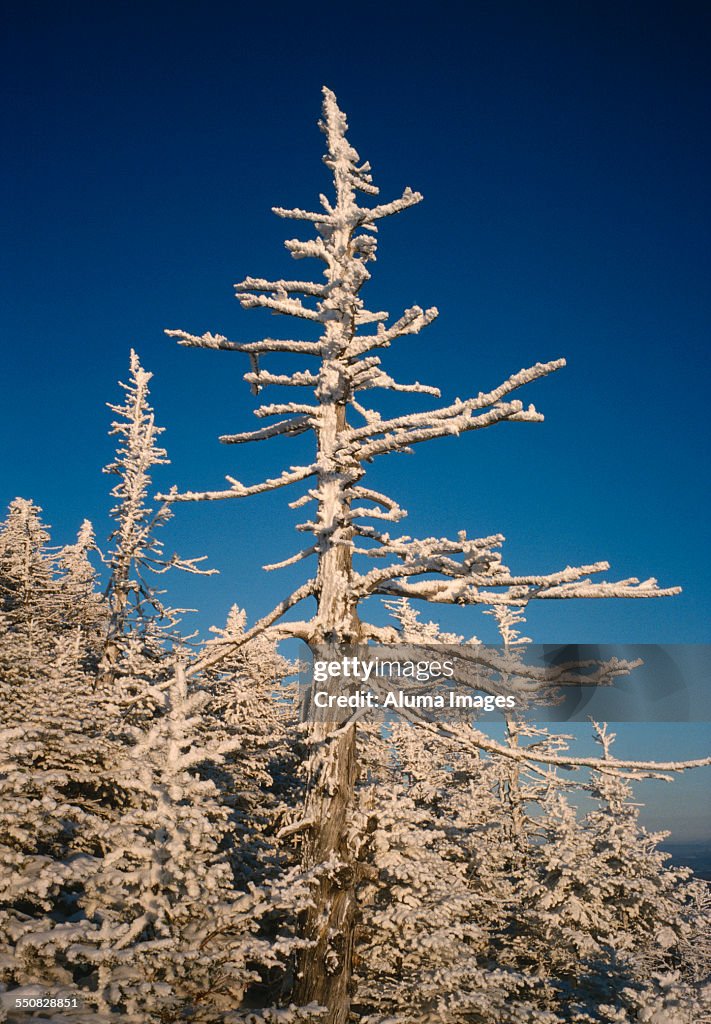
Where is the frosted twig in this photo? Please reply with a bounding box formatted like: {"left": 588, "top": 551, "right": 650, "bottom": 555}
{"left": 165, "top": 329, "right": 325, "bottom": 356}
{"left": 235, "top": 275, "right": 328, "bottom": 297}
{"left": 219, "top": 416, "right": 312, "bottom": 444}
{"left": 158, "top": 463, "right": 318, "bottom": 503}
{"left": 413, "top": 715, "right": 711, "bottom": 776}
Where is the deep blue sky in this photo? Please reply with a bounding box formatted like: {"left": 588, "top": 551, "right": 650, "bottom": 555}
{"left": 2, "top": 3, "right": 709, "bottom": 833}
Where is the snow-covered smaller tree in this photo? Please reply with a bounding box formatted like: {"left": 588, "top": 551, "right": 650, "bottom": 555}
{"left": 352, "top": 780, "right": 555, "bottom": 1024}
{"left": 0, "top": 635, "right": 112, "bottom": 996}
{"left": 0, "top": 499, "right": 59, "bottom": 683}
{"left": 66, "top": 667, "right": 310, "bottom": 1022}
{"left": 503, "top": 722, "right": 708, "bottom": 1022}
{"left": 56, "top": 519, "right": 105, "bottom": 657}
{"left": 198, "top": 605, "right": 303, "bottom": 886}
{"left": 585, "top": 725, "right": 704, "bottom": 977}
{"left": 100, "top": 350, "right": 213, "bottom": 679}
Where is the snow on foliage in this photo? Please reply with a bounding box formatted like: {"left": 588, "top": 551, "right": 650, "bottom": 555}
{"left": 100, "top": 350, "right": 214, "bottom": 681}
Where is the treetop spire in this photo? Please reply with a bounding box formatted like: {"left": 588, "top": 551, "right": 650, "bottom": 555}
{"left": 319, "top": 85, "right": 379, "bottom": 198}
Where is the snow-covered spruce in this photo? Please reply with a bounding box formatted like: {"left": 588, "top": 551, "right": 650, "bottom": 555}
{"left": 198, "top": 605, "right": 305, "bottom": 889}
{"left": 100, "top": 349, "right": 214, "bottom": 682}
{"left": 57, "top": 668, "right": 310, "bottom": 1022}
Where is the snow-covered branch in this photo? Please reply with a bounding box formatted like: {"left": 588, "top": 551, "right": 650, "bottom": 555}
{"left": 346, "top": 305, "right": 439, "bottom": 358}
{"left": 349, "top": 357, "right": 440, "bottom": 397}
{"left": 235, "top": 275, "right": 328, "bottom": 297}
{"left": 271, "top": 205, "right": 336, "bottom": 224}
{"left": 242, "top": 370, "right": 320, "bottom": 390}
{"left": 415, "top": 716, "right": 711, "bottom": 776}
{"left": 375, "top": 572, "right": 681, "bottom": 605}
{"left": 237, "top": 292, "right": 323, "bottom": 321}
{"left": 263, "top": 545, "right": 319, "bottom": 572}
{"left": 339, "top": 359, "right": 565, "bottom": 457}
{"left": 158, "top": 463, "right": 318, "bottom": 503}
{"left": 165, "top": 329, "right": 325, "bottom": 356}
{"left": 359, "top": 187, "right": 423, "bottom": 223}
{"left": 219, "top": 416, "right": 313, "bottom": 445}
{"left": 187, "top": 578, "right": 317, "bottom": 677}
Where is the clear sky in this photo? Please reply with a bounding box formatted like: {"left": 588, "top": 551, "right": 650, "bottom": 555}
{"left": 2, "top": 1, "right": 709, "bottom": 839}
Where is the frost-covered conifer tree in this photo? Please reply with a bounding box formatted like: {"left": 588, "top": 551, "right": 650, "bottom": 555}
{"left": 493, "top": 721, "right": 709, "bottom": 1022}
{"left": 0, "top": 499, "right": 54, "bottom": 613}
{"left": 348, "top": 602, "right": 565, "bottom": 1022}
{"left": 586, "top": 724, "right": 695, "bottom": 960}
{"left": 0, "top": 505, "right": 111, "bottom": 1002}
{"left": 65, "top": 668, "right": 309, "bottom": 1022}
{"left": 0, "top": 499, "right": 60, "bottom": 682}
{"left": 351, "top": 780, "right": 548, "bottom": 1024}
{"left": 100, "top": 350, "right": 212, "bottom": 680}
{"left": 162, "top": 89, "right": 709, "bottom": 1020}
{"left": 57, "top": 520, "right": 105, "bottom": 659}
{"left": 199, "top": 605, "right": 303, "bottom": 887}
{"left": 0, "top": 501, "right": 108, "bottom": 682}
{"left": 345, "top": 601, "right": 709, "bottom": 1021}
{"left": 0, "top": 635, "right": 117, "bottom": 1000}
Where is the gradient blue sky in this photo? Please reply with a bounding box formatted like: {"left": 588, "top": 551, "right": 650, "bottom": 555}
{"left": 2, "top": 2, "right": 709, "bottom": 838}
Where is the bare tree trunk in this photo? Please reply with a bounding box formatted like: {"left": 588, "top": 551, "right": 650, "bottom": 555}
{"left": 98, "top": 566, "right": 130, "bottom": 682}
{"left": 293, "top": 724, "right": 357, "bottom": 1022}
{"left": 294, "top": 402, "right": 362, "bottom": 1022}
{"left": 503, "top": 716, "right": 527, "bottom": 862}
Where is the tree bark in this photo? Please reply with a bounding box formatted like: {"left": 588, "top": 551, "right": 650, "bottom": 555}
{"left": 294, "top": 388, "right": 362, "bottom": 1020}
{"left": 293, "top": 722, "right": 357, "bottom": 1023}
